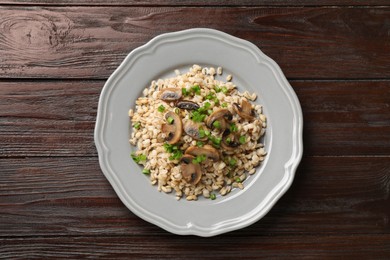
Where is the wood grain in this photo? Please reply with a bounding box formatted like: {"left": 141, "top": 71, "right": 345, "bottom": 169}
{"left": 0, "top": 1, "right": 389, "bottom": 258}
{"left": 0, "top": 234, "right": 389, "bottom": 259}
{"left": 1, "top": 80, "right": 389, "bottom": 157}
{"left": 0, "top": 0, "right": 388, "bottom": 6}
{"left": 0, "top": 156, "right": 389, "bottom": 237}
{"left": 0, "top": 7, "right": 389, "bottom": 79}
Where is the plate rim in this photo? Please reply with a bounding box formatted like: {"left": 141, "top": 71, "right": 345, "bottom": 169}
{"left": 94, "top": 28, "right": 303, "bottom": 237}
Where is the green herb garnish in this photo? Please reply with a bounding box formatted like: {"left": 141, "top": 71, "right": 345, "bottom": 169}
{"left": 158, "top": 105, "right": 165, "bottom": 113}
{"left": 163, "top": 143, "right": 183, "bottom": 161}
{"left": 192, "top": 154, "right": 206, "bottom": 164}
{"left": 142, "top": 169, "right": 150, "bottom": 175}
{"left": 190, "top": 102, "right": 211, "bottom": 122}
{"left": 212, "top": 120, "right": 221, "bottom": 129}
{"left": 131, "top": 153, "right": 147, "bottom": 164}
{"left": 210, "top": 193, "right": 216, "bottom": 200}
{"left": 134, "top": 122, "right": 141, "bottom": 129}
{"left": 230, "top": 123, "right": 238, "bottom": 132}
{"left": 221, "top": 86, "right": 228, "bottom": 94}
{"left": 199, "top": 127, "right": 205, "bottom": 138}
{"left": 191, "top": 85, "right": 201, "bottom": 95}
{"left": 190, "top": 110, "right": 207, "bottom": 122}
{"left": 167, "top": 116, "right": 174, "bottom": 124}
{"left": 239, "top": 136, "right": 246, "bottom": 144}
{"left": 229, "top": 158, "right": 237, "bottom": 167}
{"left": 182, "top": 88, "right": 189, "bottom": 96}
{"left": 209, "top": 135, "right": 221, "bottom": 147}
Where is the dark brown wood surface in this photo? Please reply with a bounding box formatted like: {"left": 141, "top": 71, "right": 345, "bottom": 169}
{"left": 0, "top": 1, "right": 389, "bottom": 259}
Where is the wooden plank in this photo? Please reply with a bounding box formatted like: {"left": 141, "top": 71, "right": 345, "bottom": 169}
{"left": 0, "top": 80, "right": 389, "bottom": 157}
{"left": 0, "top": 156, "right": 389, "bottom": 237}
{"left": 0, "top": 7, "right": 389, "bottom": 79}
{"left": 0, "top": 0, "right": 388, "bottom": 6}
{"left": 0, "top": 80, "right": 99, "bottom": 157}
{"left": 0, "top": 234, "right": 389, "bottom": 259}
{"left": 294, "top": 80, "right": 390, "bottom": 156}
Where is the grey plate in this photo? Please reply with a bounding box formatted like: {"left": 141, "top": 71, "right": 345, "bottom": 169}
{"left": 94, "top": 28, "right": 303, "bottom": 237}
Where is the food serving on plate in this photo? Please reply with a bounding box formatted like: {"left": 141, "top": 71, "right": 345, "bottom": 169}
{"left": 128, "top": 65, "right": 267, "bottom": 201}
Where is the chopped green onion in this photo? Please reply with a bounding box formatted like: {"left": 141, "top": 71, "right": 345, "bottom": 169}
{"left": 190, "top": 102, "right": 212, "bottom": 122}
{"left": 214, "top": 85, "right": 221, "bottom": 93}
{"left": 191, "top": 85, "right": 201, "bottom": 95}
{"left": 230, "top": 123, "right": 238, "bottom": 132}
{"left": 163, "top": 143, "right": 183, "bottom": 161}
{"left": 190, "top": 110, "right": 206, "bottom": 122}
{"left": 158, "top": 105, "right": 165, "bottom": 113}
{"left": 210, "top": 193, "right": 216, "bottom": 200}
{"left": 182, "top": 88, "right": 189, "bottom": 96}
{"left": 205, "top": 92, "right": 216, "bottom": 101}
{"left": 229, "top": 158, "right": 237, "bottom": 167}
{"left": 226, "top": 137, "right": 231, "bottom": 144}
{"left": 167, "top": 116, "right": 174, "bottom": 124}
{"left": 199, "top": 128, "right": 205, "bottom": 138}
{"left": 169, "top": 150, "right": 183, "bottom": 160}
{"left": 214, "top": 99, "right": 220, "bottom": 106}
{"left": 222, "top": 86, "right": 228, "bottom": 94}
{"left": 209, "top": 135, "right": 221, "bottom": 146}
{"left": 134, "top": 122, "right": 141, "bottom": 129}
{"left": 142, "top": 169, "right": 150, "bottom": 175}
{"left": 131, "top": 153, "right": 147, "bottom": 164}
{"left": 221, "top": 103, "right": 227, "bottom": 108}
{"left": 204, "top": 130, "right": 211, "bottom": 136}
{"left": 212, "top": 120, "right": 221, "bottom": 129}
{"left": 175, "top": 107, "right": 180, "bottom": 114}
{"left": 235, "top": 177, "right": 242, "bottom": 183}
{"left": 239, "top": 136, "right": 246, "bottom": 144}
{"left": 196, "top": 141, "right": 204, "bottom": 147}
{"left": 192, "top": 154, "right": 206, "bottom": 164}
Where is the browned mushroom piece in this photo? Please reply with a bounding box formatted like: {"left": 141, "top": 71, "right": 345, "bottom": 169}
{"left": 161, "top": 111, "right": 182, "bottom": 144}
{"left": 180, "top": 154, "right": 202, "bottom": 185}
{"left": 233, "top": 99, "right": 255, "bottom": 121}
{"left": 221, "top": 129, "right": 240, "bottom": 151}
{"left": 205, "top": 109, "right": 233, "bottom": 131}
{"left": 176, "top": 100, "right": 200, "bottom": 110}
{"left": 159, "top": 88, "right": 182, "bottom": 101}
{"left": 183, "top": 120, "right": 207, "bottom": 141}
{"left": 184, "top": 145, "right": 220, "bottom": 161}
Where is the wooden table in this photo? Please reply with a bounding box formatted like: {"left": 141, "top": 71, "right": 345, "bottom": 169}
{"left": 1, "top": 1, "right": 389, "bottom": 258}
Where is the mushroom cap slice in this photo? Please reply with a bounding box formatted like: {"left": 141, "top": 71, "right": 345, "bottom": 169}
{"left": 159, "top": 88, "right": 182, "bottom": 101}
{"left": 180, "top": 154, "right": 202, "bottom": 185}
{"left": 221, "top": 129, "right": 240, "bottom": 151}
{"left": 206, "top": 109, "right": 232, "bottom": 131}
{"left": 161, "top": 111, "right": 182, "bottom": 144}
{"left": 233, "top": 99, "right": 255, "bottom": 121}
{"left": 185, "top": 145, "right": 220, "bottom": 161}
{"left": 176, "top": 100, "right": 200, "bottom": 110}
{"left": 183, "top": 120, "right": 207, "bottom": 141}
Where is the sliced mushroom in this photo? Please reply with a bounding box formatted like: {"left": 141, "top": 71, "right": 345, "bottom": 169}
{"left": 180, "top": 154, "right": 202, "bottom": 185}
{"left": 159, "top": 88, "right": 182, "bottom": 101}
{"left": 206, "top": 109, "right": 233, "bottom": 131}
{"left": 161, "top": 111, "right": 182, "bottom": 144}
{"left": 176, "top": 100, "right": 200, "bottom": 110}
{"left": 221, "top": 129, "right": 240, "bottom": 151}
{"left": 233, "top": 99, "right": 255, "bottom": 121}
{"left": 185, "top": 145, "right": 220, "bottom": 161}
{"left": 183, "top": 120, "right": 207, "bottom": 141}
